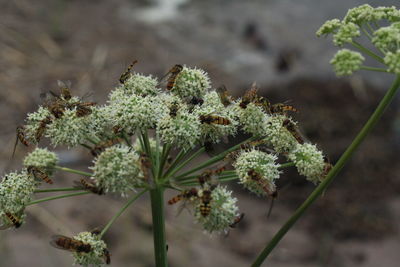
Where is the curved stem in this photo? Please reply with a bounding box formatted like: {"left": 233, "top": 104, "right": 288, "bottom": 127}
{"left": 27, "top": 191, "right": 90, "bottom": 206}
{"left": 360, "top": 66, "right": 389, "bottom": 73}
{"left": 99, "top": 189, "right": 147, "bottom": 238}
{"left": 34, "top": 187, "right": 82, "bottom": 193}
{"left": 150, "top": 187, "right": 168, "bottom": 267}
{"left": 55, "top": 166, "right": 93, "bottom": 177}
{"left": 251, "top": 75, "right": 400, "bottom": 267}
{"left": 351, "top": 41, "right": 384, "bottom": 64}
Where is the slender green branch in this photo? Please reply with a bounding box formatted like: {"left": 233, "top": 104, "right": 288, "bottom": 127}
{"left": 173, "top": 137, "right": 257, "bottom": 180}
{"left": 80, "top": 143, "right": 92, "bottom": 149}
{"left": 99, "top": 189, "right": 147, "bottom": 238}
{"left": 251, "top": 75, "right": 400, "bottom": 267}
{"left": 163, "top": 148, "right": 205, "bottom": 180}
{"left": 34, "top": 187, "right": 82, "bottom": 193}
{"left": 155, "top": 131, "right": 161, "bottom": 180}
{"left": 150, "top": 187, "right": 168, "bottom": 267}
{"left": 27, "top": 191, "right": 90, "bottom": 206}
{"left": 361, "top": 26, "right": 373, "bottom": 40}
{"left": 163, "top": 148, "right": 193, "bottom": 178}
{"left": 360, "top": 66, "right": 389, "bottom": 73}
{"left": 279, "top": 162, "right": 295, "bottom": 169}
{"left": 122, "top": 132, "right": 132, "bottom": 147}
{"left": 351, "top": 41, "right": 384, "bottom": 64}
{"left": 158, "top": 144, "right": 171, "bottom": 179}
{"left": 55, "top": 166, "right": 93, "bottom": 177}
{"left": 85, "top": 135, "right": 100, "bottom": 145}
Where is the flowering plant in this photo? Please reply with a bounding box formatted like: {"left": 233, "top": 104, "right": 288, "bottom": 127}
{"left": 2, "top": 4, "right": 400, "bottom": 266}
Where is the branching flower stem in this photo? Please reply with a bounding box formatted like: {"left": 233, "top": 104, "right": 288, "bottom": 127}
{"left": 251, "top": 75, "right": 400, "bottom": 267}
{"left": 34, "top": 187, "right": 82, "bottom": 193}
{"left": 55, "top": 166, "right": 93, "bottom": 177}
{"left": 27, "top": 191, "right": 91, "bottom": 206}
{"left": 99, "top": 189, "right": 147, "bottom": 239}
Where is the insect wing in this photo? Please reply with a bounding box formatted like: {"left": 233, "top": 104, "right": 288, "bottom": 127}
{"left": 50, "top": 235, "right": 74, "bottom": 251}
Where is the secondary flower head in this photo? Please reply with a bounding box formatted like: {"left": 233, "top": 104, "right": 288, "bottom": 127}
{"left": 171, "top": 65, "right": 211, "bottom": 99}
{"left": 343, "top": 4, "right": 375, "bottom": 25}
{"left": 120, "top": 73, "right": 160, "bottom": 97}
{"left": 194, "top": 185, "right": 239, "bottom": 233}
{"left": 233, "top": 149, "right": 280, "bottom": 197}
{"left": 316, "top": 19, "right": 342, "bottom": 37}
{"left": 110, "top": 94, "right": 167, "bottom": 133}
{"left": 194, "top": 91, "right": 238, "bottom": 143}
{"left": 235, "top": 102, "right": 269, "bottom": 136}
{"left": 330, "top": 49, "right": 364, "bottom": 76}
{"left": 0, "top": 171, "right": 37, "bottom": 214}
{"left": 287, "top": 143, "right": 325, "bottom": 184}
{"left": 90, "top": 145, "right": 144, "bottom": 196}
{"left": 384, "top": 50, "right": 400, "bottom": 74}
{"left": 85, "top": 105, "right": 116, "bottom": 139}
{"left": 72, "top": 231, "right": 108, "bottom": 267}
{"left": 372, "top": 23, "right": 400, "bottom": 52}
{"left": 23, "top": 148, "right": 58, "bottom": 176}
{"left": 45, "top": 108, "right": 90, "bottom": 148}
{"left": 24, "top": 106, "right": 52, "bottom": 144}
{"left": 332, "top": 22, "right": 360, "bottom": 46}
{"left": 263, "top": 115, "right": 298, "bottom": 153}
{"left": 157, "top": 105, "right": 201, "bottom": 150}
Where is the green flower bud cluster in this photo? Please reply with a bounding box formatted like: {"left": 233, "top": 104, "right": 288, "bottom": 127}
{"left": 23, "top": 148, "right": 58, "bottom": 176}
{"left": 317, "top": 5, "right": 400, "bottom": 76}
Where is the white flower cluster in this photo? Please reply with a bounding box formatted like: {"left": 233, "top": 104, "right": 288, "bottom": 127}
{"left": 23, "top": 148, "right": 58, "bottom": 175}
{"left": 194, "top": 185, "right": 239, "bottom": 233}
{"left": 72, "top": 231, "right": 108, "bottom": 267}
{"left": 90, "top": 145, "right": 144, "bottom": 196}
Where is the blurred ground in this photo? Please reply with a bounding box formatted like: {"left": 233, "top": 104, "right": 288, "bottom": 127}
{"left": 1, "top": 0, "right": 400, "bottom": 266}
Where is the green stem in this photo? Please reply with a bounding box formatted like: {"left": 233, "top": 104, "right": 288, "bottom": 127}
{"left": 279, "top": 162, "right": 295, "bottom": 169}
{"left": 55, "top": 166, "right": 93, "bottom": 177}
{"left": 99, "top": 189, "right": 147, "bottom": 238}
{"left": 164, "top": 148, "right": 205, "bottom": 180}
{"left": 34, "top": 187, "right": 82, "bottom": 193}
{"left": 27, "top": 191, "right": 90, "bottom": 206}
{"left": 163, "top": 149, "right": 193, "bottom": 178}
{"left": 158, "top": 144, "right": 172, "bottom": 178}
{"left": 360, "top": 66, "right": 389, "bottom": 73}
{"left": 351, "top": 41, "right": 384, "bottom": 64}
{"left": 251, "top": 75, "right": 400, "bottom": 267}
{"left": 150, "top": 187, "right": 168, "bottom": 267}
{"left": 80, "top": 143, "right": 92, "bottom": 149}
{"left": 173, "top": 137, "right": 256, "bottom": 180}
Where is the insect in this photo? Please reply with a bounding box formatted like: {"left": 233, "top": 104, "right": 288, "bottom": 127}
{"left": 167, "top": 188, "right": 198, "bottom": 205}
{"left": 73, "top": 178, "right": 104, "bottom": 195}
{"left": 0, "top": 212, "right": 22, "bottom": 230}
{"left": 27, "top": 166, "right": 53, "bottom": 184}
{"left": 90, "top": 138, "right": 122, "bottom": 157}
{"left": 119, "top": 60, "right": 138, "bottom": 84}
{"left": 216, "top": 85, "right": 233, "bottom": 107}
{"left": 35, "top": 116, "right": 53, "bottom": 142}
{"left": 282, "top": 119, "right": 304, "bottom": 144}
{"left": 73, "top": 102, "right": 96, "bottom": 117}
{"left": 322, "top": 156, "right": 333, "bottom": 177}
{"left": 103, "top": 248, "right": 111, "bottom": 264}
{"left": 169, "top": 101, "right": 180, "bottom": 117}
{"left": 139, "top": 152, "right": 151, "bottom": 179}
{"left": 57, "top": 80, "right": 72, "bottom": 100}
{"left": 189, "top": 96, "right": 204, "bottom": 106}
{"left": 199, "top": 114, "right": 231, "bottom": 125}
{"left": 247, "top": 169, "right": 277, "bottom": 198}
{"left": 162, "top": 64, "right": 183, "bottom": 91}
{"left": 239, "top": 82, "right": 260, "bottom": 109}
{"left": 269, "top": 102, "right": 298, "bottom": 115}
{"left": 198, "top": 188, "right": 213, "bottom": 217}
{"left": 13, "top": 126, "right": 29, "bottom": 157}
{"left": 229, "top": 213, "right": 245, "bottom": 228}
{"left": 50, "top": 235, "right": 92, "bottom": 253}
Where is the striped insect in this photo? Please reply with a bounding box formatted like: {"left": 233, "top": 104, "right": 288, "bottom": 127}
{"left": 27, "top": 166, "right": 53, "bottom": 184}
{"left": 119, "top": 60, "right": 138, "bottom": 84}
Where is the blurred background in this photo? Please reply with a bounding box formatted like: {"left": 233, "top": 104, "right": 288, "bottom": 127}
{"left": 1, "top": 0, "right": 400, "bottom": 266}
